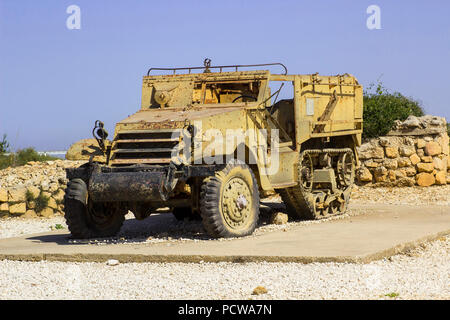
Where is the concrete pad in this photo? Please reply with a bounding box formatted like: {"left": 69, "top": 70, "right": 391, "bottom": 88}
{"left": 0, "top": 204, "right": 449, "bottom": 263}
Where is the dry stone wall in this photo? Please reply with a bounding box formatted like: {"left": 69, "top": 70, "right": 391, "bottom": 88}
{"left": 0, "top": 115, "right": 449, "bottom": 218}
{"left": 356, "top": 115, "right": 449, "bottom": 187}
{"left": 0, "top": 160, "right": 85, "bottom": 218}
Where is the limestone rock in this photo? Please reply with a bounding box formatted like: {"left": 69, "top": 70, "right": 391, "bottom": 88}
{"left": 416, "top": 173, "right": 435, "bottom": 187}
{"left": 106, "top": 259, "right": 120, "bottom": 266}
{"left": 403, "top": 137, "right": 415, "bottom": 146}
{"left": 389, "top": 115, "right": 446, "bottom": 135}
{"left": 0, "top": 202, "right": 9, "bottom": 212}
{"left": 395, "top": 170, "right": 406, "bottom": 178}
{"left": 417, "top": 149, "right": 425, "bottom": 157}
{"left": 66, "top": 138, "right": 108, "bottom": 162}
{"left": 8, "top": 187, "right": 27, "bottom": 202}
{"left": 0, "top": 188, "right": 7, "bottom": 202}
{"left": 399, "top": 146, "right": 415, "bottom": 157}
{"left": 357, "top": 167, "right": 373, "bottom": 182}
{"left": 48, "top": 183, "right": 59, "bottom": 193}
{"left": 9, "top": 203, "right": 26, "bottom": 215}
{"left": 40, "top": 182, "right": 49, "bottom": 191}
{"left": 388, "top": 170, "right": 396, "bottom": 181}
{"left": 409, "top": 154, "right": 420, "bottom": 165}
{"left": 383, "top": 159, "right": 398, "bottom": 170}
{"left": 385, "top": 147, "right": 399, "bottom": 158}
{"left": 424, "top": 141, "right": 442, "bottom": 156}
{"left": 395, "top": 177, "right": 415, "bottom": 187}
{"left": 378, "top": 137, "right": 390, "bottom": 147}
{"left": 404, "top": 167, "right": 417, "bottom": 177}
{"left": 364, "top": 160, "right": 380, "bottom": 168}
{"left": 252, "top": 286, "right": 268, "bottom": 295}
{"left": 398, "top": 158, "right": 412, "bottom": 168}
{"left": 47, "top": 197, "right": 58, "bottom": 210}
{"left": 380, "top": 136, "right": 405, "bottom": 147}
{"left": 53, "top": 189, "right": 65, "bottom": 202}
{"left": 374, "top": 166, "right": 388, "bottom": 182}
{"left": 433, "top": 157, "right": 446, "bottom": 171}
{"left": 270, "top": 212, "right": 289, "bottom": 225}
{"left": 39, "top": 207, "right": 54, "bottom": 218}
{"left": 420, "top": 155, "right": 432, "bottom": 163}
{"left": 401, "top": 115, "right": 421, "bottom": 128}
{"left": 357, "top": 143, "right": 384, "bottom": 159}
{"left": 24, "top": 209, "right": 38, "bottom": 218}
{"left": 416, "top": 139, "right": 426, "bottom": 149}
{"left": 416, "top": 163, "right": 434, "bottom": 173}
{"left": 437, "top": 133, "right": 449, "bottom": 155}
{"left": 435, "top": 171, "right": 447, "bottom": 185}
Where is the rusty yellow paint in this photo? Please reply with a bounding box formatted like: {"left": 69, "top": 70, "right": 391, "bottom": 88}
{"left": 111, "top": 65, "right": 363, "bottom": 193}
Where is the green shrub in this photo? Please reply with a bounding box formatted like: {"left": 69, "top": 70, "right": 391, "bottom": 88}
{"left": 0, "top": 147, "right": 59, "bottom": 170}
{"left": 15, "top": 147, "right": 58, "bottom": 164}
{"left": 363, "top": 82, "right": 425, "bottom": 139}
{"left": 35, "top": 193, "right": 49, "bottom": 213}
{"left": 384, "top": 292, "right": 400, "bottom": 298}
{"left": 26, "top": 190, "right": 36, "bottom": 203}
{"left": 0, "top": 154, "right": 14, "bottom": 170}
{"left": 0, "top": 134, "right": 10, "bottom": 154}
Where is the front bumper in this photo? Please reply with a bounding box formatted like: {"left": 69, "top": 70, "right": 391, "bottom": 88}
{"left": 66, "top": 163, "right": 219, "bottom": 202}
{"left": 89, "top": 170, "right": 168, "bottom": 202}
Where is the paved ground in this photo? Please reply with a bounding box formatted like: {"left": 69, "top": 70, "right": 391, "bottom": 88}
{"left": 0, "top": 204, "right": 449, "bottom": 263}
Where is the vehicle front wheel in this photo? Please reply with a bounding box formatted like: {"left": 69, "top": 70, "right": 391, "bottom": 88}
{"left": 199, "top": 160, "right": 260, "bottom": 238}
{"left": 64, "top": 178, "right": 126, "bottom": 239}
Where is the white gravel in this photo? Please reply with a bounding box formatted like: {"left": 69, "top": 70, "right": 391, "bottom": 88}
{"left": 351, "top": 185, "right": 450, "bottom": 206}
{"left": 0, "top": 236, "right": 448, "bottom": 300}
{"left": 0, "top": 185, "right": 448, "bottom": 300}
{"left": 0, "top": 216, "right": 68, "bottom": 239}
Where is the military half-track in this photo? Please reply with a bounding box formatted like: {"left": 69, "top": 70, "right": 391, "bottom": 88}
{"left": 64, "top": 60, "right": 363, "bottom": 238}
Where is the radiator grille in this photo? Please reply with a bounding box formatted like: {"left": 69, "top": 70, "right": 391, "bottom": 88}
{"left": 110, "top": 129, "right": 182, "bottom": 166}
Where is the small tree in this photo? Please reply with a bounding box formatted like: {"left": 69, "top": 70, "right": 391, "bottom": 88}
{"left": 363, "top": 82, "right": 425, "bottom": 139}
{"left": 0, "top": 134, "right": 10, "bottom": 154}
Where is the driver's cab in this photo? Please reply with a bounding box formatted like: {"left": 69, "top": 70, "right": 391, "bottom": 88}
{"left": 192, "top": 79, "right": 261, "bottom": 105}
{"left": 141, "top": 70, "right": 272, "bottom": 109}
{"left": 141, "top": 68, "right": 296, "bottom": 146}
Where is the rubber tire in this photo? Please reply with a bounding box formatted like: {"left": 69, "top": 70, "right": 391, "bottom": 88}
{"left": 64, "top": 178, "right": 125, "bottom": 239}
{"left": 200, "top": 160, "right": 260, "bottom": 238}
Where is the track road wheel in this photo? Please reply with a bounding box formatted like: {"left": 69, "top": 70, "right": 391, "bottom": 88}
{"left": 337, "top": 151, "right": 355, "bottom": 189}
{"left": 64, "top": 178, "right": 126, "bottom": 239}
{"left": 200, "top": 160, "right": 260, "bottom": 238}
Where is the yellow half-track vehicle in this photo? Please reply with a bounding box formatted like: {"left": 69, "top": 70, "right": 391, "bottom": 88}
{"left": 64, "top": 59, "right": 363, "bottom": 238}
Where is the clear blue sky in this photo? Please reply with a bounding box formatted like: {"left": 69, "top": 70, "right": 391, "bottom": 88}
{"left": 1, "top": 0, "right": 449, "bottom": 151}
